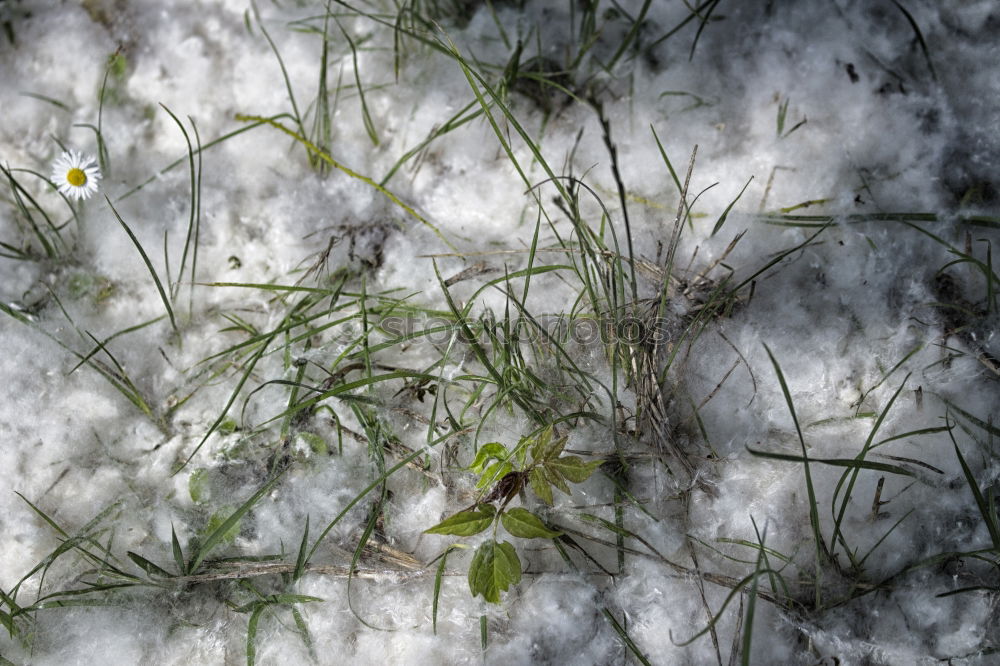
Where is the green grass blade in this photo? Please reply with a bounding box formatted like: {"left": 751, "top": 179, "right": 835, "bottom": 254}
{"left": 828, "top": 376, "right": 910, "bottom": 563}
{"left": 293, "top": 515, "right": 310, "bottom": 582}
{"left": 117, "top": 114, "right": 296, "bottom": 201}
{"left": 949, "top": 421, "right": 1000, "bottom": 550}
{"left": 180, "top": 330, "right": 278, "bottom": 470}
{"left": 602, "top": 608, "right": 652, "bottom": 666}
{"left": 171, "top": 525, "right": 185, "bottom": 575}
{"left": 306, "top": 446, "right": 425, "bottom": 562}
{"left": 234, "top": 114, "right": 455, "bottom": 251}
{"left": 106, "top": 197, "right": 178, "bottom": 334}
{"left": 606, "top": 0, "right": 653, "bottom": 69}
{"left": 740, "top": 517, "right": 767, "bottom": 666}
{"left": 688, "top": 0, "right": 721, "bottom": 61}
{"left": 335, "top": 17, "right": 379, "bottom": 146}
{"left": 763, "top": 344, "right": 828, "bottom": 607}
{"left": 1, "top": 163, "right": 58, "bottom": 258}
{"left": 291, "top": 605, "right": 316, "bottom": 661}
{"left": 712, "top": 176, "right": 752, "bottom": 236}
{"left": 746, "top": 447, "right": 915, "bottom": 477}
{"left": 127, "top": 551, "right": 173, "bottom": 578}
{"left": 188, "top": 471, "right": 285, "bottom": 574}
{"left": 889, "top": 0, "right": 936, "bottom": 81}
{"left": 251, "top": 0, "right": 306, "bottom": 137}
{"left": 20, "top": 91, "right": 71, "bottom": 110}
{"left": 432, "top": 545, "right": 460, "bottom": 635}
{"left": 246, "top": 602, "right": 264, "bottom": 666}
{"left": 158, "top": 104, "right": 199, "bottom": 302}
{"left": 68, "top": 315, "right": 166, "bottom": 375}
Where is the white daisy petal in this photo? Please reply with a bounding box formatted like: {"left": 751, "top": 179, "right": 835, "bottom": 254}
{"left": 50, "top": 150, "right": 101, "bottom": 202}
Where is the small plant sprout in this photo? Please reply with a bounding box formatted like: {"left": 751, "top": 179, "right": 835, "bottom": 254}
{"left": 424, "top": 426, "right": 602, "bottom": 604}
{"left": 50, "top": 149, "right": 101, "bottom": 201}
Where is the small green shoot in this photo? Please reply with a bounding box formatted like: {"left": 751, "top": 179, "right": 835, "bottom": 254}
{"left": 424, "top": 426, "right": 599, "bottom": 603}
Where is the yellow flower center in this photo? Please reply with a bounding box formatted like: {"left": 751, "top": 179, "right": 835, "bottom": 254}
{"left": 66, "top": 168, "right": 87, "bottom": 187}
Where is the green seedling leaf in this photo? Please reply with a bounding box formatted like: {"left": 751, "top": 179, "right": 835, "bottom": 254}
{"left": 501, "top": 508, "right": 562, "bottom": 539}
{"left": 547, "top": 456, "right": 603, "bottom": 483}
{"left": 468, "top": 540, "right": 521, "bottom": 604}
{"left": 189, "top": 468, "right": 209, "bottom": 503}
{"left": 468, "top": 442, "right": 509, "bottom": 474}
{"left": 543, "top": 465, "right": 572, "bottom": 496}
{"left": 476, "top": 461, "right": 513, "bottom": 490}
{"left": 425, "top": 508, "right": 495, "bottom": 537}
{"left": 529, "top": 467, "right": 554, "bottom": 506}
{"left": 542, "top": 435, "right": 568, "bottom": 463}
{"left": 529, "top": 426, "right": 553, "bottom": 461}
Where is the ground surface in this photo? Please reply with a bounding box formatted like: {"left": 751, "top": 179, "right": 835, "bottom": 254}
{"left": 1, "top": 1, "right": 1000, "bottom": 664}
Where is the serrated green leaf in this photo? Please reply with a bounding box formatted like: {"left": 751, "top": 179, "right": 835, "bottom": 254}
{"left": 530, "top": 426, "right": 553, "bottom": 461}
{"left": 547, "top": 456, "right": 603, "bottom": 483}
{"left": 529, "top": 467, "right": 554, "bottom": 505}
{"left": 476, "top": 460, "right": 512, "bottom": 489}
{"left": 543, "top": 464, "right": 572, "bottom": 495}
{"left": 543, "top": 435, "right": 568, "bottom": 462}
{"left": 424, "top": 509, "right": 494, "bottom": 536}
{"left": 468, "top": 540, "right": 521, "bottom": 604}
{"left": 468, "top": 442, "right": 508, "bottom": 474}
{"left": 501, "top": 508, "right": 562, "bottom": 539}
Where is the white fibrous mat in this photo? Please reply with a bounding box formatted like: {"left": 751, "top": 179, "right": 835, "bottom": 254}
{"left": 1, "top": 1, "right": 999, "bottom": 664}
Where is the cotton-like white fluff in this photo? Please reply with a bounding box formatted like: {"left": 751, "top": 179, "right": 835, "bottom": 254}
{"left": 1, "top": 0, "right": 999, "bottom": 664}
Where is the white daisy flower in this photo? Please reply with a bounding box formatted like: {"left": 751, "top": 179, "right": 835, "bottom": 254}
{"left": 50, "top": 150, "right": 101, "bottom": 201}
